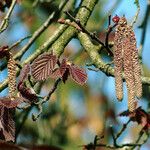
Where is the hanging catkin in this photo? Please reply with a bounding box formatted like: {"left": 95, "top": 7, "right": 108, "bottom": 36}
{"left": 127, "top": 26, "right": 142, "bottom": 98}
{"left": 114, "top": 17, "right": 142, "bottom": 112}
{"left": 114, "top": 24, "right": 124, "bottom": 100}
{"left": 123, "top": 33, "right": 136, "bottom": 112}
{"left": 7, "top": 52, "right": 16, "bottom": 98}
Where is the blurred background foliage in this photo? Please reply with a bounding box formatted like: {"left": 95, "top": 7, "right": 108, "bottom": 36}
{"left": 0, "top": 0, "right": 150, "bottom": 149}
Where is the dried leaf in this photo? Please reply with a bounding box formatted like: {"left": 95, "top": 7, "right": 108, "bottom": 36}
{"left": 0, "top": 106, "right": 15, "bottom": 142}
{"left": 31, "top": 53, "right": 57, "bottom": 81}
{"left": 17, "top": 83, "right": 38, "bottom": 103}
{"left": 119, "top": 107, "right": 150, "bottom": 130}
{"left": 68, "top": 64, "right": 87, "bottom": 85}
{"left": 58, "top": 58, "right": 69, "bottom": 83}
{"left": 0, "top": 97, "right": 21, "bottom": 108}
{"left": 62, "top": 68, "right": 70, "bottom": 83}
{"left": 0, "top": 96, "right": 22, "bottom": 142}
{"left": 0, "top": 46, "right": 9, "bottom": 59}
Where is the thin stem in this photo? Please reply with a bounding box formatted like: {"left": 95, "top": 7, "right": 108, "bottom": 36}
{"left": 0, "top": 0, "right": 17, "bottom": 34}
{"left": 139, "top": 3, "right": 150, "bottom": 59}
{"left": 115, "top": 119, "right": 131, "bottom": 140}
{"left": 131, "top": 0, "right": 140, "bottom": 27}
{"left": 9, "top": 35, "right": 31, "bottom": 50}
{"left": 65, "top": 11, "right": 113, "bottom": 56}
{"left": 35, "top": 78, "right": 61, "bottom": 106}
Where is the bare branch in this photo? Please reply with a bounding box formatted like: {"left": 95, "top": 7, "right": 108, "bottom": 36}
{"left": 0, "top": 0, "right": 17, "bottom": 34}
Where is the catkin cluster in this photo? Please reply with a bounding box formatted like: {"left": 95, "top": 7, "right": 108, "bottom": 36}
{"left": 114, "top": 17, "right": 142, "bottom": 112}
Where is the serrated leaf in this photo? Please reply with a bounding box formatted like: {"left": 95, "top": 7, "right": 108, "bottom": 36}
{"left": 49, "top": 68, "right": 61, "bottom": 79}
{"left": 31, "top": 53, "right": 57, "bottom": 81}
{"left": 68, "top": 64, "right": 87, "bottom": 85}
{"left": 0, "top": 96, "right": 23, "bottom": 142}
{"left": 0, "top": 106, "right": 15, "bottom": 142}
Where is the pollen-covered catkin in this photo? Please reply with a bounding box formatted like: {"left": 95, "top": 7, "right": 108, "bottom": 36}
{"left": 127, "top": 26, "right": 142, "bottom": 98}
{"left": 7, "top": 52, "right": 16, "bottom": 98}
{"left": 114, "top": 17, "right": 142, "bottom": 112}
{"left": 123, "top": 35, "right": 136, "bottom": 112}
{"left": 114, "top": 29, "right": 123, "bottom": 100}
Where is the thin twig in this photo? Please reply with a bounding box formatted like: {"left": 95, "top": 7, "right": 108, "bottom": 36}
{"left": 139, "top": 3, "right": 150, "bottom": 59}
{"left": 9, "top": 35, "right": 31, "bottom": 50}
{"left": 0, "top": 35, "right": 31, "bottom": 71}
{"left": 38, "top": 78, "right": 61, "bottom": 105}
{"left": 18, "top": 78, "right": 61, "bottom": 120}
{"left": 110, "top": 126, "right": 117, "bottom": 147}
{"left": 16, "top": 82, "right": 43, "bottom": 137}
{"left": 93, "top": 143, "right": 142, "bottom": 149}
{"left": 32, "top": 104, "right": 43, "bottom": 121}
{"left": 131, "top": 0, "right": 140, "bottom": 27}
{"left": 87, "top": 67, "right": 99, "bottom": 72}
{"left": 84, "top": 128, "right": 148, "bottom": 150}
{"left": 130, "top": 130, "right": 144, "bottom": 150}
{"left": 65, "top": 11, "right": 113, "bottom": 56}
{"left": 105, "top": 15, "right": 117, "bottom": 48}
{"left": 0, "top": 0, "right": 17, "bottom": 34}
{"left": 115, "top": 119, "right": 131, "bottom": 140}
{"left": 84, "top": 141, "right": 142, "bottom": 149}
{"left": 31, "top": 79, "right": 61, "bottom": 120}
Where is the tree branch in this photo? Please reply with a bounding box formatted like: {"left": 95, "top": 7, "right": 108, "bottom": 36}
{"left": 78, "top": 32, "right": 150, "bottom": 85}
{"left": 51, "top": 0, "right": 99, "bottom": 56}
